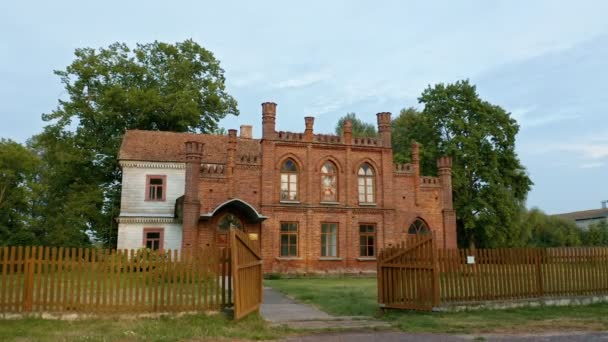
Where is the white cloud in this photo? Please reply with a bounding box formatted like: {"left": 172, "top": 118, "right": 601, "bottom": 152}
{"left": 276, "top": 71, "right": 329, "bottom": 89}
{"left": 526, "top": 141, "right": 608, "bottom": 160}
{"left": 230, "top": 72, "right": 265, "bottom": 88}
{"left": 580, "top": 162, "right": 605, "bottom": 169}
{"left": 510, "top": 106, "right": 582, "bottom": 128}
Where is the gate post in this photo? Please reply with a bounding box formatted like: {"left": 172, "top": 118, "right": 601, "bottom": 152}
{"left": 431, "top": 233, "right": 440, "bottom": 307}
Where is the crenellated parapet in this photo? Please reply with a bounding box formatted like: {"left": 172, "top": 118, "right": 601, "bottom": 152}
{"left": 353, "top": 136, "right": 380, "bottom": 146}
{"left": 314, "top": 134, "right": 342, "bottom": 144}
{"left": 394, "top": 163, "right": 414, "bottom": 174}
{"left": 277, "top": 131, "right": 304, "bottom": 142}
{"left": 238, "top": 153, "right": 261, "bottom": 164}
{"left": 200, "top": 163, "right": 226, "bottom": 177}
{"left": 420, "top": 176, "right": 441, "bottom": 187}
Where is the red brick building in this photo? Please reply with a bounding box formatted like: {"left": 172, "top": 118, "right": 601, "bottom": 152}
{"left": 117, "top": 102, "right": 456, "bottom": 273}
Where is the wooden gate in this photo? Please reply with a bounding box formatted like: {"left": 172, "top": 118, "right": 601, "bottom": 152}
{"left": 377, "top": 233, "right": 439, "bottom": 311}
{"left": 230, "top": 228, "right": 263, "bottom": 319}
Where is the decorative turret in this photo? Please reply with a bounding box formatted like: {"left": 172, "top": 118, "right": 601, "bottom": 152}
{"left": 377, "top": 112, "right": 391, "bottom": 147}
{"left": 343, "top": 120, "right": 352, "bottom": 145}
{"left": 227, "top": 129, "right": 237, "bottom": 197}
{"left": 437, "top": 156, "right": 453, "bottom": 210}
{"left": 437, "top": 155, "right": 457, "bottom": 249}
{"left": 304, "top": 116, "right": 314, "bottom": 142}
{"left": 183, "top": 141, "right": 204, "bottom": 250}
{"left": 262, "top": 102, "right": 277, "bottom": 139}
{"left": 411, "top": 141, "right": 420, "bottom": 206}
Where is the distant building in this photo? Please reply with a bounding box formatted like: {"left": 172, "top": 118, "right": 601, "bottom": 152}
{"left": 553, "top": 201, "right": 608, "bottom": 229}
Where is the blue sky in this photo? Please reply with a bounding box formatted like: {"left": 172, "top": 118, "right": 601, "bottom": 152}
{"left": 1, "top": 1, "right": 606, "bottom": 214}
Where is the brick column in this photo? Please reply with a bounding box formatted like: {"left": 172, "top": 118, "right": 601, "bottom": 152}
{"left": 262, "top": 102, "right": 277, "bottom": 139}
{"left": 182, "top": 141, "right": 203, "bottom": 251}
{"left": 412, "top": 142, "right": 420, "bottom": 206}
{"left": 438, "top": 156, "right": 457, "bottom": 249}
{"left": 376, "top": 112, "right": 391, "bottom": 148}
{"left": 227, "top": 129, "right": 237, "bottom": 198}
{"left": 304, "top": 116, "right": 314, "bottom": 142}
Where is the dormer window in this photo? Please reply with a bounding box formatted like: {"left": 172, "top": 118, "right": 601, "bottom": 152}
{"left": 146, "top": 175, "right": 166, "bottom": 201}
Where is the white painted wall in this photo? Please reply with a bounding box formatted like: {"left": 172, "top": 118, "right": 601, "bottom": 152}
{"left": 117, "top": 222, "right": 183, "bottom": 251}
{"left": 120, "top": 163, "right": 185, "bottom": 215}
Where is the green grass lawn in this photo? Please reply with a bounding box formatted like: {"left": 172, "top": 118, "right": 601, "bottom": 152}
{"left": 266, "top": 277, "right": 608, "bottom": 334}
{"left": 0, "top": 312, "right": 293, "bottom": 341}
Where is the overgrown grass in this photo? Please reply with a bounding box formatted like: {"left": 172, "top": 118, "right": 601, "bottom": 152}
{"left": 0, "top": 312, "right": 293, "bottom": 341}
{"left": 266, "top": 277, "right": 608, "bottom": 334}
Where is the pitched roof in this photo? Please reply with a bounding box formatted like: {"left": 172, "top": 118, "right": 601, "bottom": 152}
{"left": 118, "top": 130, "right": 260, "bottom": 164}
{"left": 553, "top": 208, "right": 608, "bottom": 221}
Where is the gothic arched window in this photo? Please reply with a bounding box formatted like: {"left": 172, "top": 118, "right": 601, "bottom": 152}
{"left": 321, "top": 161, "right": 337, "bottom": 202}
{"left": 218, "top": 213, "right": 243, "bottom": 232}
{"left": 408, "top": 219, "right": 430, "bottom": 235}
{"left": 280, "top": 159, "right": 298, "bottom": 201}
{"left": 357, "top": 163, "right": 375, "bottom": 204}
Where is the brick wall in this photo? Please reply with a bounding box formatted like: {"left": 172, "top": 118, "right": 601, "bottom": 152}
{"left": 186, "top": 104, "right": 455, "bottom": 273}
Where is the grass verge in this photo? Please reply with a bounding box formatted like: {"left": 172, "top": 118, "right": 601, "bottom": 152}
{"left": 266, "top": 277, "right": 608, "bottom": 334}
{"left": 0, "top": 312, "right": 293, "bottom": 341}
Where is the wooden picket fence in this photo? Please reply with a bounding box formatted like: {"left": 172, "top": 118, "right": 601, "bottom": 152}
{"left": 379, "top": 235, "right": 608, "bottom": 311}
{"left": 439, "top": 247, "right": 608, "bottom": 303}
{"left": 0, "top": 246, "right": 232, "bottom": 314}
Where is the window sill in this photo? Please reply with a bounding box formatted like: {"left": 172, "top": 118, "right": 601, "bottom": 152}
{"left": 145, "top": 199, "right": 166, "bottom": 202}
{"left": 358, "top": 203, "right": 377, "bottom": 207}
{"left": 320, "top": 201, "right": 340, "bottom": 205}
{"left": 276, "top": 257, "right": 302, "bottom": 261}
{"left": 319, "top": 257, "right": 342, "bottom": 261}
{"left": 356, "top": 257, "right": 376, "bottom": 261}
{"left": 279, "top": 200, "right": 301, "bottom": 204}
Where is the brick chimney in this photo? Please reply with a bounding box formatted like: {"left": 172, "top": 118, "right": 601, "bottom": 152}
{"left": 240, "top": 125, "right": 253, "bottom": 139}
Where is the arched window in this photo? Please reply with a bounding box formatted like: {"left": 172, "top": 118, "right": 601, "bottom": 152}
{"left": 358, "top": 163, "right": 375, "bottom": 204}
{"left": 408, "top": 219, "right": 430, "bottom": 235}
{"left": 321, "top": 161, "right": 337, "bottom": 202}
{"left": 280, "top": 159, "right": 298, "bottom": 201}
{"left": 218, "top": 213, "right": 243, "bottom": 232}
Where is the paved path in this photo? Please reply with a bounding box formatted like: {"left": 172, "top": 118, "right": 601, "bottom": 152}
{"left": 283, "top": 331, "right": 608, "bottom": 341}
{"left": 261, "top": 287, "right": 608, "bottom": 340}
{"left": 260, "top": 286, "right": 390, "bottom": 329}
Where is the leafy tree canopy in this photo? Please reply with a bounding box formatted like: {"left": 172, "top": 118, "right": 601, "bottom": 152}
{"left": 34, "top": 40, "right": 238, "bottom": 246}
{"left": 392, "top": 80, "right": 533, "bottom": 248}
{"left": 520, "top": 208, "right": 581, "bottom": 247}
{"left": 0, "top": 139, "right": 40, "bottom": 245}
{"left": 335, "top": 113, "right": 377, "bottom": 137}
{"left": 581, "top": 220, "right": 608, "bottom": 246}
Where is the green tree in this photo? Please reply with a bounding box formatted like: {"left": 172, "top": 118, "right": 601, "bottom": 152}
{"left": 581, "top": 220, "right": 608, "bottom": 246}
{"left": 392, "top": 80, "right": 533, "bottom": 248}
{"left": 335, "top": 113, "right": 377, "bottom": 137}
{"left": 36, "top": 40, "right": 239, "bottom": 246}
{"left": 0, "top": 139, "right": 40, "bottom": 245}
{"left": 522, "top": 208, "right": 581, "bottom": 247}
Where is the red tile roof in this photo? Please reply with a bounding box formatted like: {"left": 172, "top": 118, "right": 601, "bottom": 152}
{"left": 118, "top": 130, "right": 260, "bottom": 164}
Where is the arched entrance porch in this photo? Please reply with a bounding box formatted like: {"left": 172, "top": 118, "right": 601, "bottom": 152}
{"left": 199, "top": 199, "right": 267, "bottom": 248}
